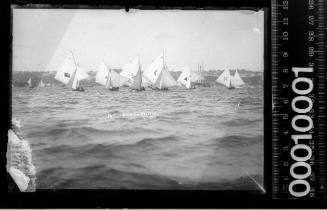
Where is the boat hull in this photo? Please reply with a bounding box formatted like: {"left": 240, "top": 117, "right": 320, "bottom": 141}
{"left": 108, "top": 87, "right": 119, "bottom": 91}
{"left": 72, "top": 86, "right": 85, "bottom": 92}
{"left": 131, "top": 87, "right": 145, "bottom": 91}
{"left": 151, "top": 87, "right": 168, "bottom": 91}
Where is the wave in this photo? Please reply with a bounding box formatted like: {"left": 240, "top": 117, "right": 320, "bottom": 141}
{"left": 14, "top": 86, "right": 264, "bottom": 190}
{"left": 126, "top": 135, "right": 178, "bottom": 148}
{"left": 36, "top": 164, "right": 264, "bottom": 190}
{"left": 198, "top": 134, "right": 263, "bottom": 149}
{"left": 167, "top": 110, "right": 192, "bottom": 115}
{"left": 221, "top": 118, "right": 260, "bottom": 127}
{"left": 36, "top": 165, "right": 181, "bottom": 189}
{"left": 218, "top": 135, "right": 263, "bottom": 148}
{"left": 39, "top": 135, "right": 178, "bottom": 158}
{"left": 30, "top": 125, "right": 162, "bottom": 142}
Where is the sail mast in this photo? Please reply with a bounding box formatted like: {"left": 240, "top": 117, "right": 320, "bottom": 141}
{"left": 69, "top": 51, "right": 81, "bottom": 90}
{"left": 162, "top": 49, "right": 165, "bottom": 69}
{"left": 108, "top": 68, "right": 111, "bottom": 88}
{"left": 70, "top": 51, "right": 78, "bottom": 70}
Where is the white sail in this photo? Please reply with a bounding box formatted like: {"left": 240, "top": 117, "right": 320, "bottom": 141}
{"left": 106, "top": 69, "right": 129, "bottom": 88}
{"left": 71, "top": 74, "right": 79, "bottom": 90}
{"left": 38, "top": 80, "right": 45, "bottom": 87}
{"left": 54, "top": 53, "right": 77, "bottom": 85}
{"left": 141, "top": 75, "right": 152, "bottom": 87}
{"left": 71, "top": 67, "right": 89, "bottom": 90}
{"left": 177, "top": 66, "right": 191, "bottom": 89}
{"left": 231, "top": 70, "right": 245, "bottom": 87}
{"left": 185, "top": 75, "right": 191, "bottom": 89}
{"left": 130, "top": 66, "right": 143, "bottom": 90}
{"left": 95, "top": 62, "right": 109, "bottom": 86}
{"left": 143, "top": 53, "right": 164, "bottom": 84}
{"left": 153, "top": 67, "right": 177, "bottom": 89}
{"left": 216, "top": 69, "right": 232, "bottom": 88}
{"left": 120, "top": 56, "right": 140, "bottom": 83}
{"left": 27, "top": 78, "right": 32, "bottom": 87}
{"left": 96, "top": 62, "right": 129, "bottom": 89}
{"left": 144, "top": 53, "right": 176, "bottom": 89}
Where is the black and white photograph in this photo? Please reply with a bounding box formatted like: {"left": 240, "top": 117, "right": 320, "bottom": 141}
{"left": 9, "top": 8, "right": 264, "bottom": 191}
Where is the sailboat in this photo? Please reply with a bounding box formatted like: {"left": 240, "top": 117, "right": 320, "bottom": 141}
{"left": 37, "top": 80, "right": 45, "bottom": 88}
{"left": 177, "top": 66, "right": 195, "bottom": 89}
{"left": 216, "top": 69, "right": 245, "bottom": 89}
{"left": 120, "top": 56, "right": 145, "bottom": 91}
{"left": 231, "top": 70, "right": 245, "bottom": 88}
{"left": 216, "top": 69, "right": 233, "bottom": 89}
{"left": 27, "top": 78, "right": 34, "bottom": 88}
{"left": 54, "top": 52, "right": 89, "bottom": 92}
{"left": 96, "top": 61, "right": 129, "bottom": 91}
{"left": 143, "top": 52, "right": 177, "bottom": 90}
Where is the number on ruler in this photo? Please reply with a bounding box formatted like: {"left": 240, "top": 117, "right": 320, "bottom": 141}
{"left": 308, "top": 62, "right": 314, "bottom": 67}
{"left": 283, "top": 31, "right": 289, "bottom": 40}
{"left": 309, "top": 15, "right": 315, "bottom": 25}
{"left": 309, "top": 47, "right": 315, "bottom": 57}
{"left": 283, "top": 67, "right": 289, "bottom": 73}
{"left": 282, "top": 0, "right": 288, "bottom": 9}
{"left": 283, "top": 17, "right": 289, "bottom": 25}
{"left": 308, "top": 0, "right": 315, "bottom": 10}
{"left": 308, "top": 31, "right": 314, "bottom": 42}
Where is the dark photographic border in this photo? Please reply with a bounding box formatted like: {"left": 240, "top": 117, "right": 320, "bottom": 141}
{"left": 3, "top": 0, "right": 268, "bottom": 208}
{"left": 2, "top": 0, "right": 324, "bottom": 208}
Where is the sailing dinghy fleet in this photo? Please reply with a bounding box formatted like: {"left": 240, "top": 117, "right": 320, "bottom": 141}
{"left": 26, "top": 51, "right": 246, "bottom": 91}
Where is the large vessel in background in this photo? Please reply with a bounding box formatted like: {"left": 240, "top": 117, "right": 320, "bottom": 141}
{"left": 54, "top": 52, "right": 89, "bottom": 92}
{"left": 143, "top": 52, "right": 177, "bottom": 91}
{"left": 187, "top": 63, "right": 210, "bottom": 87}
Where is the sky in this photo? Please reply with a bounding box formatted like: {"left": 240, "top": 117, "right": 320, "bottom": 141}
{"left": 12, "top": 9, "right": 264, "bottom": 72}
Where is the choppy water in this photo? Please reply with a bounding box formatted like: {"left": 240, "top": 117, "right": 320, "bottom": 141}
{"left": 11, "top": 85, "right": 263, "bottom": 190}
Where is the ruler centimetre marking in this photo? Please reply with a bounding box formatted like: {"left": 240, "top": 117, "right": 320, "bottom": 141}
{"left": 271, "top": 0, "right": 326, "bottom": 199}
